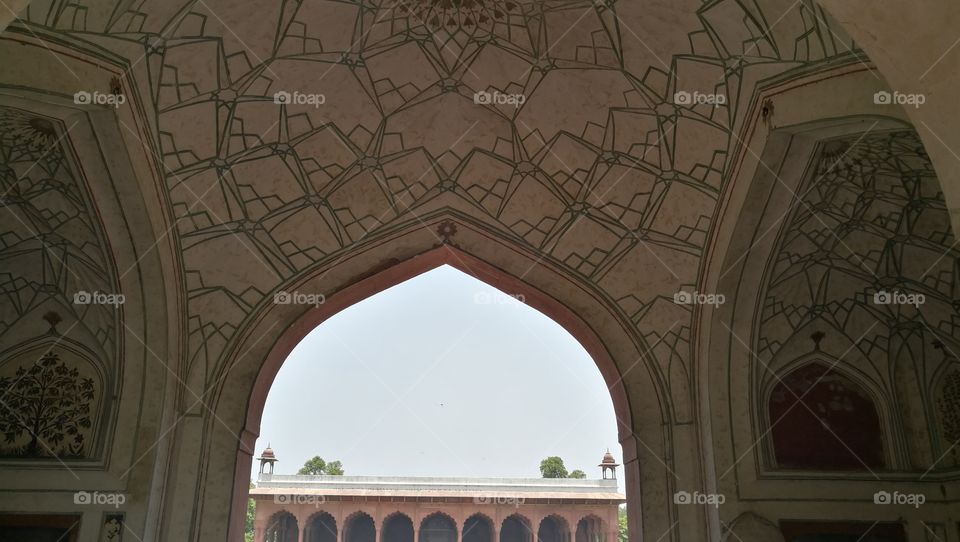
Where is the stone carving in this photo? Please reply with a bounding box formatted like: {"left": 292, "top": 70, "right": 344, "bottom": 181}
{"left": 0, "top": 351, "right": 95, "bottom": 458}
{"left": 99, "top": 513, "right": 123, "bottom": 541}
{"left": 385, "top": 0, "right": 529, "bottom": 33}
{"left": 936, "top": 368, "right": 960, "bottom": 466}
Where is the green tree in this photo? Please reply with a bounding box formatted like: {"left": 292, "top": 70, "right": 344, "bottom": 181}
{"left": 539, "top": 456, "right": 568, "bottom": 478}
{"left": 618, "top": 507, "right": 627, "bottom": 542}
{"left": 569, "top": 469, "right": 586, "bottom": 479}
{"left": 298, "top": 456, "right": 345, "bottom": 475}
{"left": 245, "top": 483, "right": 255, "bottom": 542}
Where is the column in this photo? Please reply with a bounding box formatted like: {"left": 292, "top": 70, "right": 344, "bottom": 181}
{"left": 528, "top": 515, "right": 542, "bottom": 542}
{"left": 296, "top": 509, "right": 308, "bottom": 542}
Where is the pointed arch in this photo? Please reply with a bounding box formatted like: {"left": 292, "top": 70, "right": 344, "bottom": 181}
{"left": 218, "top": 227, "right": 670, "bottom": 542}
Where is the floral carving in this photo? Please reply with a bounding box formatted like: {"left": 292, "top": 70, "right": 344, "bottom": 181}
{"left": 0, "top": 352, "right": 95, "bottom": 458}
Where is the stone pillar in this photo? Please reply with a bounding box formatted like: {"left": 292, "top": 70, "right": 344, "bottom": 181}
{"left": 296, "top": 510, "right": 308, "bottom": 542}
{"left": 528, "top": 515, "right": 541, "bottom": 542}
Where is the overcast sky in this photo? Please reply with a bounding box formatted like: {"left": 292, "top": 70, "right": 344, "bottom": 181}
{"left": 253, "top": 265, "right": 622, "bottom": 485}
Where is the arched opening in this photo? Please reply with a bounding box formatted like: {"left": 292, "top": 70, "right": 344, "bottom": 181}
{"left": 768, "top": 363, "right": 885, "bottom": 470}
{"left": 383, "top": 513, "right": 415, "bottom": 542}
{"left": 463, "top": 515, "right": 493, "bottom": 542}
{"left": 344, "top": 513, "right": 376, "bottom": 542}
{"left": 228, "top": 241, "right": 661, "bottom": 542}
{"left": 500, "top": 515, "right": 533, "bottom": 542}
{"left": 265, "top": 511, "right": 298, "bottom": 542}
{"left": 575, "top": 516, "right": 604, "bottom": 542}
{"left": 537, "top": 516, "right": 569, "bottom": 542}
{"left": 305, "top": 512, "right": 337, "bottom": 542}
{"left": 420, "top": 513, "right": 457, "bottom": 542}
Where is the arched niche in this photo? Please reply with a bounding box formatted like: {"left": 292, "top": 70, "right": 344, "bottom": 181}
{"left": 698, "top": 98, "right": 955, "bottom": 529}
{"left": 765, "top": 362, "right": 885, "bottom": 471}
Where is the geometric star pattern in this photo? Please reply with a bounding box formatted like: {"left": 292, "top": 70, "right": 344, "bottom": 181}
{"left": 0, "top": 107, "right": 117, "bottom": 366}
{"left": 759, "top": 129, "right": 960, "bottom": 467}
{"left": 15, "top": 0, "right": 861, "bottom": 414}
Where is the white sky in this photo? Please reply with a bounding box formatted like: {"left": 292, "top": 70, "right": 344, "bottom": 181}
{"left": 253, "top": 265, "right": 623, "bottom": 485}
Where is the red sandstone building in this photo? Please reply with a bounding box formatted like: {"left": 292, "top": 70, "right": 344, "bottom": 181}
{"left": 250, "top": 449, "right": 625, "bottom": 542}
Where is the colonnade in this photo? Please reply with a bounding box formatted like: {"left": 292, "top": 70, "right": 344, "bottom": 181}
{"left": 254, "top": 503, "right": 617, "bottom": 542}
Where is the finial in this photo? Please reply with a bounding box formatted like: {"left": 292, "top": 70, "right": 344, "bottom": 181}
{"left": 42, "top": 311, "right": 62, "bottom": 334}
{"left": 811, "top": 330, "right": 825, "bottom": 349}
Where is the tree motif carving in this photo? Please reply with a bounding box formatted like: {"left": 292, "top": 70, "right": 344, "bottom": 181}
{"left": 937, "top": 369, "right": 960, "bottom": 466}
{"left": 0, "top": 352, "right": 95, "bottom": 458}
